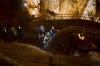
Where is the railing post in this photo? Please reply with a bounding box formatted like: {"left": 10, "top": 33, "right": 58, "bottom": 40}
{"left": 82, "top": 29, "right": 85, "bottom": 35}
{"left": 61, "top": 14, "right": 62, "bottom": 20}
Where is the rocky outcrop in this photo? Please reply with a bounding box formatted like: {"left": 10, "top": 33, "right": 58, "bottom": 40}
{"left": 25, "top": 0, "right": 96, "bottom": 19}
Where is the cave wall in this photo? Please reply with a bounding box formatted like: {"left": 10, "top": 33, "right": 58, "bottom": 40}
{"left": 83, "top": 0, "right": 96, "bottom": 17}
{"left": 24, "top": 0, "right": 96, "bottom": 19}
{"left": 24, "top": 0, "right": 40, "bottom": 17}
{"left": 41, "top": 0, "right": 96, "bottom": 20}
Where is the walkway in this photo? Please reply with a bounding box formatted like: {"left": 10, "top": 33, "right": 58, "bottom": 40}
{"left": 44, "top": 26, "right": 100, "bottom": 54}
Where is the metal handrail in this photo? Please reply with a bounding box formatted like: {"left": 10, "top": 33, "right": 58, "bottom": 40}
{"left": 31, "top": 14, "right": 95, "bottom": 21}
{"left": 43, "top": 26, "right": 100, "bottom": 49}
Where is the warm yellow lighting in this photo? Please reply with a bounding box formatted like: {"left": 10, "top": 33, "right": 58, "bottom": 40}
{"left": 81, "top": 36, "right": 85, "bottom": 40}
{"left": 23, "top": 0, "right": 96, "bottom": 19}
{"left": 24, "top": 0, "right": 40, "bottom": 17}
{"left": 32, "top": 10, "right": 36, "bottom": 15}
{"left": 78, "top": 33, "right": 85, "bottom": 40}
{"left": 78, "top": 33, "right": 81, "bottom": 37}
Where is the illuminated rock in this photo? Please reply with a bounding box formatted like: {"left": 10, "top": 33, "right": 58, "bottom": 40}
{"left": 24, "top": 0, "right": 96, "bottom": 19}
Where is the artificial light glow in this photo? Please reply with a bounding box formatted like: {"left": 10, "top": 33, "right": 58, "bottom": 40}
{"left": 78, "top": 33, "right": 85, "bottom": 40}
{"left": 32, "top": 10, "right": 36, "bottom": 15}
{"left": 81, "top": 36, "right": 85, "bottom": 40}
{"left": 24, "top": 3, "right": 27, "bottom": 7}
{"left": 78, "top": 33, "right": 80, "bottom": 37}
{"left": 19, "top": 26, "right": 20, "bottom": 29}
{"left": 24, "top": 0, "right": 40, "bottom": 17}
{"left": 5, "top": 30, "right": 6, "bottom": 32}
